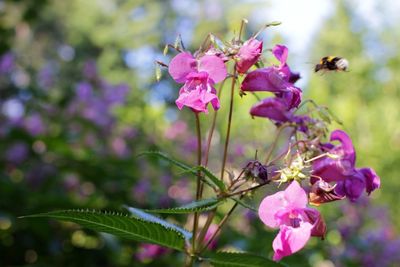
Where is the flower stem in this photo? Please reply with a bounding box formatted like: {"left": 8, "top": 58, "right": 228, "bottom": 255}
{"left": 264, "top": 123, "right": 292, "bottom": 164}
{"left": 199, "top": 201, "right": 239, "bottom": 253}
{"left": 204, "top": 79, "right": 226, "bottom": 167}
{"left": 220, "top": 66, "right": 237, "bottom": 180}
{"left": 192, "top": 112, "right": 202, "bottom": 253}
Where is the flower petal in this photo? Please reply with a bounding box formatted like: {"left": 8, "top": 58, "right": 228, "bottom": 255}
{"left": 272, "top": 223, "right": 312, "bottom": 261}
{"left": 272, "top": 44, "right": 288, "bottom": 65}
{"left": 241, "top": 67, "right": 287, "bottom": 92}
{"left": 330, "top": 130, "right": 356, "bottom": 166}
{"left": 198, "top": 55, "right": 227, "bottom": 83}
{"left": 284, "top": 181, "right": 308, "bottom": 209}
{"left": 250, "top": 97, "right": 293, "bottom": 122}
{"left": 258, "top": 191, "right": 287, "bottom": 228}
{"left": 236, "top": 38, "right": 263, "bottom": 74}
{"left": 168, "top": 52, "right": 197, "bottom": 83}
{"left": 359, "top": 167, "right": 380, "bottom": 195}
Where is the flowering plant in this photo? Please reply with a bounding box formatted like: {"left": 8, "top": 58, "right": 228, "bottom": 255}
{"left": 23, "top": 20, "right": 380, "bottom": 266}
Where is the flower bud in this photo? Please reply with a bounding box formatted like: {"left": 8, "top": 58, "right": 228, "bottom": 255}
{"left": 236, "top": 38, "right": 262, "bottom": 74}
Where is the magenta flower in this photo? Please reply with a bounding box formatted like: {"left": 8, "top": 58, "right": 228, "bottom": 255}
{"left": 168, "top": 52, "right": 227, "bottom": 113}
{"left": 250, "top": 97, "right": 293, "bottom": 123}
{"left": 202, "top": 223, "right": 219, "bottom": 249}
{"left": 272, "top": 45, "right": 300, "bottom": 84}
{"left": 258, "top": 181, "right": 326, "bottom": 261}
{"left": 236, "top": 38, "right": 263, "bottom": 74}
{"left": 241, "top": 44, "right": 302, "bottom": 115}
{"left": 312, "top": 130, "right": 380, "bottom": 201}
{"left": 136, "top": 243, "right": 169, "bottom": 262}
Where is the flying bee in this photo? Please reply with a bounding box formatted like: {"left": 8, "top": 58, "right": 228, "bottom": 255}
{"left": 314, "top": 56, "right": 349, "bottom": 72}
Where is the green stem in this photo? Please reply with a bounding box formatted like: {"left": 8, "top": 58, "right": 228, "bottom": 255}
{"left": 192, "top": 112, "right": 202, "bottom": 253}
{"left": 199, "top": 201, "right": 239, "bottom": 253}
{"left": 220, "top": 66, "right": 237, "bottom": 180}
{"left": 264, "top": 123, "right": 292, "bottom": 165}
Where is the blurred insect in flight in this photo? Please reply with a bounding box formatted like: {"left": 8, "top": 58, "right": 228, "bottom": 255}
{"left": 314, "top": 56, "right": 349, "bottom": 73}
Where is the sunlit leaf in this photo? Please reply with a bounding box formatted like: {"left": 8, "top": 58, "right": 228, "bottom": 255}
{"left": 22, "top": 209, "right": 188, "bottom": 251}
{"left": 145, "top": 198, "right": 223, "bottom": 214}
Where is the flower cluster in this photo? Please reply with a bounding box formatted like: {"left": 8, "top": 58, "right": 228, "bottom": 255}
{"left": 164, "top": 24, "right": 380, "bottom": 263}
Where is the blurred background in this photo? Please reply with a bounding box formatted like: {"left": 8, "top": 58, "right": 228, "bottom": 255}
{"left": 1, "top": 0, "right": 400, "bottom": 266}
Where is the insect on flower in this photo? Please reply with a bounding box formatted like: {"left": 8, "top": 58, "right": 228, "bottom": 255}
{"left": 314, "top": 56, "right": 349, "bottom": 73}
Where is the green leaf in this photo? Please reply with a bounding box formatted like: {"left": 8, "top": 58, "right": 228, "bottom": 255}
{"left": 145, "top": 198, "right": 223, "bottom": 214}
{"left": 139, "top": 151, "right": 226, "bottom": 192}
{"left": 125, "top": 207, "right": 192, "bottom": 240}
{"left": 138, "top": 151, "right": 193, "bottom": 172}
{"left": 206, "top": 252, "right": 286, "bottom": 267}
{"left": 192, "top": 166, "right": 226, "bottom": 192}
{"left": 22, "top": 209, "right": 187, "bottom": 251}
{"left": 229, "top": 197, "right": 257, "bottom": 212}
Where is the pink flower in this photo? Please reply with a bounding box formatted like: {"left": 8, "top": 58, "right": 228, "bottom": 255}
{"left": 136, "top": 243, "right": 169, "bottom": 262}
{"left": 258, "top": 181, "right": 326, "bottom": 261}
{"left": 202, "top": 224, "right": 219, "bottom": 249}
{"left": 168, "top": 52, "right": 227, "bottom": 113}
{"left": 236, "top": 38, "right": 263, "bottom": 74}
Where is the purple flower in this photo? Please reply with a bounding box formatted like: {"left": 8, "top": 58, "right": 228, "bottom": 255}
{"left": 76, "top": 82, "right": 93, "bottom": 101}
{"left": 168, "top": 52, "right": 227, "bottom": 113}
{"left": 5, "top": 142, "right": 29, "bottom": 164}
{"left": 242, "top": 44, "right": 302, "bottom": 121}
{"left": 23, "top": 113, "right": 45, "bottom": 136}
{"left": 0, "top": 53, "right": 15, "bottom": 74}
{"left": 250, "top": 97, "right": 294, "bottom": 123}
{"left": 312, "top": 130, "right": 380, "bottom": 201}
{"left": 258, "top": 181, "right": 326, "bottom": 261}
{"left": 236, "top": 38, "right": 263, "bottom": 74}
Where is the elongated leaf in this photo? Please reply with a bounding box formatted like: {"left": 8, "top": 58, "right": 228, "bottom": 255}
{"left": 125, "top": 207, "right": 192, "bottom": 240}
{"left": 191, "top": 166, "right": 226, "bottom": 192}
{"left": 206, "top": 252, "right": 286, "bottom": 267}
{"left": 22, "top": 209, "right": 187, "bottom": 251}
{"left": 145, "top": 198, "right": 222, "bottom": 214}
{"left": 229, "top": 197, "right": 257, "bottom": 212}
{"left": 138, "top": 151, "right": 193, "bottom": 172}
{"left": 139, "top": 151, "right": 226, "bottom": 192}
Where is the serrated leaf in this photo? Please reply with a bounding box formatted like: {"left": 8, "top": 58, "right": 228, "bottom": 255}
{"left": 126, "top": 207, "right": 192, "bottom": 240}
{"left": 229, "top": 197, "right": 257, "bottom": 212}
{"left": 22, "top": 210, "right": 187, "bottom": 251}
{"left": 206, "top": 252, "right": 286, "bottom": 267}
{"left": 145, "top": 198, "right": 222, "bottom": 214}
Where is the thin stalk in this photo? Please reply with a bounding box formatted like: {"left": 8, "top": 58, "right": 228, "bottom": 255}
{"left": 199, "top": 201, "right": 239, "bottom": 253}
{"left": 220, "top": 66, "right": 237, "bottom": 180}
{"left": 264, "top": 123, "right": 292, "bottom": 164}
{"left": 196, "top": 209, "right": 217, "bottom": 250}
{"left": 204, "top": 79, "right": 227, "bottom": 167}
{"left": 192, "top": 112, "right": 202, "bottom": 252}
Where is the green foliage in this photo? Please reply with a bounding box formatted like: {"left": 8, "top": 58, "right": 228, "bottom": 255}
{"left": 229, "top": 197, "right": 257, "bottom": 212}
{"left": 205, "top": 252, "right": 286, "bottom": 267}
{"left": 146, "top": 198, "right": 223, "bottom": 214}
{"left": 139, "top": 151, "right": 226, "bottom": 191}
{"left": 22, "top": 210, "right": 187, "bottom": 251}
